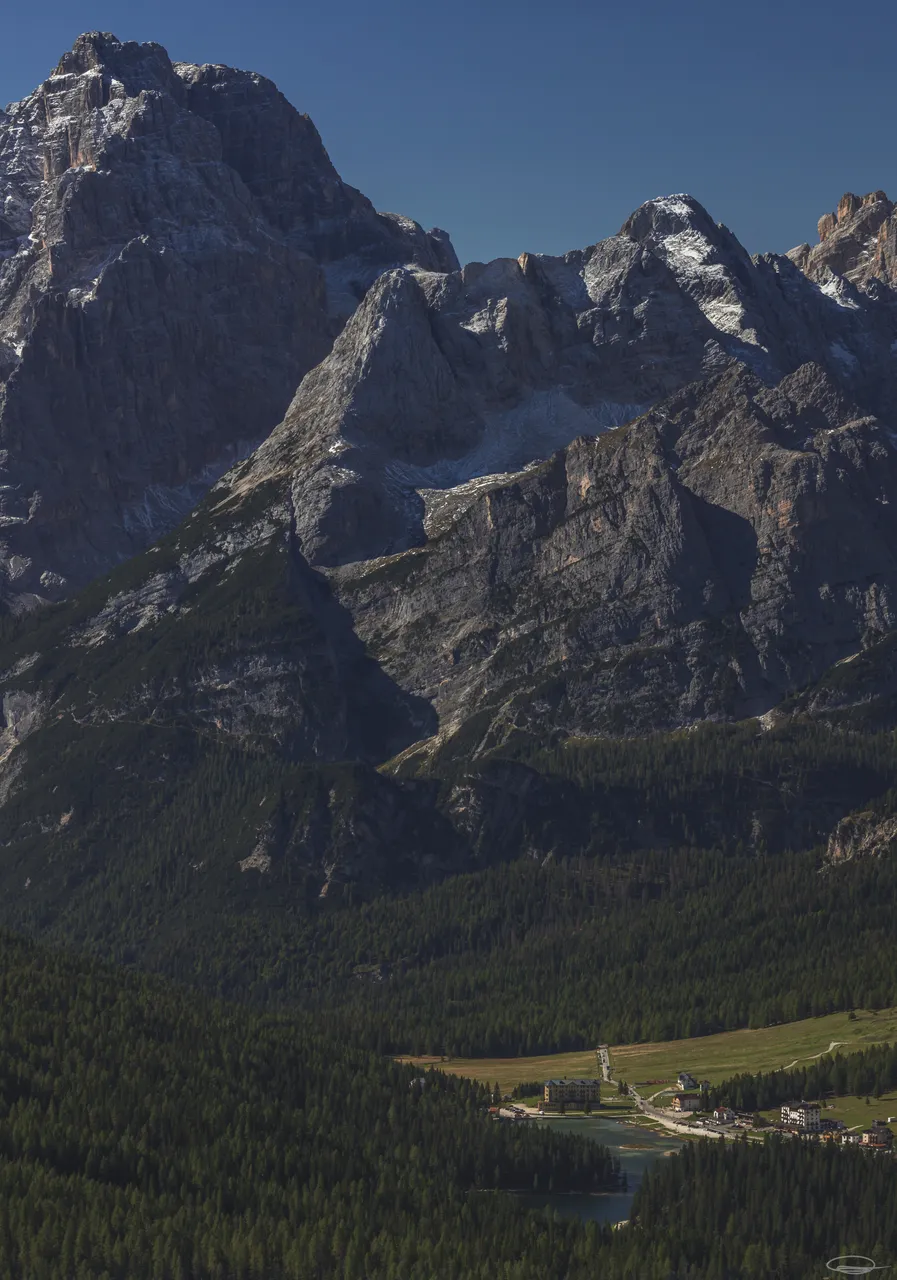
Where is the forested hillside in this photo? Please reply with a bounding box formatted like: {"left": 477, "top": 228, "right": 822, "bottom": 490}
{"left": 2, "top": 925, "right": 896, "bottom": 1278}
{"left": 236, "top": 847, "right": 897, "bottom": 1055}
{"left": 0, "top": 929, "right": 622, "bottom": 1279}
{"left": 3, "top": 640, "right": 897, "bottom": 1054}
{"left": 627, "top": 1138, "right": 897, "bottom": 1277}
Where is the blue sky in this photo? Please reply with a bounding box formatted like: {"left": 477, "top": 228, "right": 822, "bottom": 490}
{"left": 4, "top": 0, "right": 895, "bottom": 266}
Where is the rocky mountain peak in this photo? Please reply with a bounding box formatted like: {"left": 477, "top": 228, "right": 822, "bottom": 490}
{"left": 205, "top": 180, "right": 897, "bottom": 579}
{"left": 52, "top": 30, "right": 186, "bottom": 101}
{"left": 620, "top": 192, "right": 719, "bottom": 242}
{"left": 171, "top": 58, "right": 457, "bottom": 277}
{"left": 0, "top": 33, "right": 460, "bottom": 608}
{"left": 616, "top": 193, "right": 779, "bottom": 360}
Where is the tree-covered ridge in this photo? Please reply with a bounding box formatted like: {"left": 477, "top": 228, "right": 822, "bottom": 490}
{"left": 5, "top": 701, "right": 897, "bottom": 1059}
{"left": 4, "top": 528, "right": 897, "bottom": 1062}
{"left": 9, "top": 832, "right": 896, "bottom": 1060}
{"left": 709, "top": 1041, "right": 897, "bottom": 1113}
{"left": 4, "top": 719, "right": 897, "bottom": 1054}
{"left": 0, "top": 929, "right": 626, "bottom": 1279}
{"left": 627, "top": 1137, "right": 897, "bottom": 1278}
{"left": 153, "top": 848, "right": 894, "bottom": 1058}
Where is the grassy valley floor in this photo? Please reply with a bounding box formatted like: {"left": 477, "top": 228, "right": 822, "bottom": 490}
{"left": 406, "top": 1007, "right": 897, "bottom": 1137}
{"left": 407, "top": 1006, "right": 897, "bottom": 1093}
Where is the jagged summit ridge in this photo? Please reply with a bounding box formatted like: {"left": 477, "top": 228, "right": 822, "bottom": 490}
{"left": 213, "top": 188, "right": 897, "bottom": 569}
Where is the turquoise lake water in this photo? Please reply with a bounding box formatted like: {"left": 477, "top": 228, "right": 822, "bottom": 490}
{"left": 517, "top": 1114, "right": 682, "bottom": 1226}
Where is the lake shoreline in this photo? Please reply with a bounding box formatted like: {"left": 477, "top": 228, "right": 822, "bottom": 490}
{"left": 516, "top": 1112, "right": 683, "bottom": 1227}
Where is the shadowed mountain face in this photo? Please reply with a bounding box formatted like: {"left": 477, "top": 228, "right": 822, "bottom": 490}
{"left": 0, "top": 32, "right": 457, "bottom": 608}
{"left": 3, "top": 36, "right": 897, "bottom": 916}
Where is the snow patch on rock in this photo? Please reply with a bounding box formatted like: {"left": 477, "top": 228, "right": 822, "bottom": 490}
{"left": 385, "top": 391, "right": 644, "bottom": 494}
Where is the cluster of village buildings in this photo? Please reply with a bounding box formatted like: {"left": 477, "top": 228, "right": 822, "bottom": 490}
{"left": 535, "top": 1069, "right": 895, "bottom": 1150}
{"left": 775, "top": 1101, "right": 893, "bottom": 1147}
{"left": 671, "top": 1074, "right": 895, "bottom": 1148}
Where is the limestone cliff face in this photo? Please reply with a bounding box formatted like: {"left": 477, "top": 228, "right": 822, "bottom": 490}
{"left": 7, "top": 357, "right": 897, "bottom": 770}
{"left": 331, "top": 362, "right": 897, "bottom": 752}
{"left": 788, "top": 190, "right": 897, "bottom": 289}
{"left": 825, "top": 811, "right": 897, "bottom": 866}
{"left": 0, "top": 32, "right": 456, "bottom": 608}
{"left": 3, "top": 153, "right": 897, "bottom": 764}
{"left": 4, "top": 58, "right": 897, "bottom": 903}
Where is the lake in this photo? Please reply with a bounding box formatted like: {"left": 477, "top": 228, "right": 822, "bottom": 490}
{"left": 517, "top": 1113, "right": 682, "bottom": 1226}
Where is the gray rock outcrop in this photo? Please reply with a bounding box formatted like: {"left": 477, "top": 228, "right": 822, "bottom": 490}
{"left": 3, "top": 158, "right": 897, "bottom": 899}
{"left": 331, "top": 361, "right": 897, "bottom": 753}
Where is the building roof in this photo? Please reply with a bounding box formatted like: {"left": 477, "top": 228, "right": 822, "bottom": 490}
{"left": 544, "top": 1078, "right": 601, "bottom": 1086}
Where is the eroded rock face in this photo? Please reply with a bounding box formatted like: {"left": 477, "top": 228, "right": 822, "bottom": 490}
{"left": 788, "top": 190, "right": 897, "bottom": 289}
{"left": 10, "top": 357, "right": 897, "bottom": 770}
{"left": 0, "top": 32, "right": 457, "bottom": 608}
{"left": 5, "top": 162, "right": 895, "bottom": 764}
{"left": 220, "top": 193, "right": 897, "bottom": 571}
{"left": 1, "top": 154, "right": 897, "bottom": 764}
{"left": 331, "top": 362, "right": 897, "bottom": 751}
{"left": 174, "top": 60, "right": 458, "bottom": 317}
{"left": 826, "top": 811, "right": 897, "bottom": 865}
{"left": 3, "top": 175, "right": 897, "bottom": 898}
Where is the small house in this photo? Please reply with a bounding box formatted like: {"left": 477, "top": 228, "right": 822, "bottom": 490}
{"left": 672, "top": 1093, "right": 701, "bottom": 1113}
{"left": 861, "top": 1122, "right": 893, "bottom": 1149}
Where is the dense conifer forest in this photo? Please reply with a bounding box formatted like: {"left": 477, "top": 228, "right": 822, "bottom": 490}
{"left": 4, "top": 926, "right": 897, "bottom": 1278}
{"left": 4, "top": 571, "right": 897, "bottom": 1271}
{"left": 0, "top": 929, "right": 624, "bottom": 1279}
{"left": 626, "top": 1137, "right": 897, "bottom": 1277}
{"left": 106, "top": 848, "right": 893, "bottom": 1057}
{"left": 5, "top": 718, "right": 897, "bottom": 1056}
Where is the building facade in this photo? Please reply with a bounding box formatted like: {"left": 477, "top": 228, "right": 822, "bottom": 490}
{"left": 861, "top": 1121, "right": 893, "bottom": 1148}
{"left": 542, "top": 1079, "right": 601, "bottom": 1108}
{"left": 780, "top": 1101, "right": 822, "bottom": 1131}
